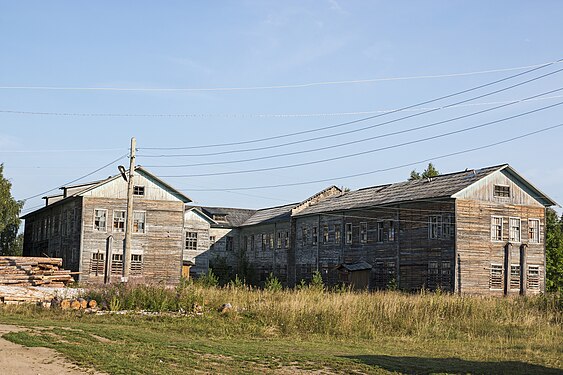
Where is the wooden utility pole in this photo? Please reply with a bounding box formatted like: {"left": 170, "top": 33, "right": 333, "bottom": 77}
{"left": 123, "top": 137, "right": 136, "bottom": 281}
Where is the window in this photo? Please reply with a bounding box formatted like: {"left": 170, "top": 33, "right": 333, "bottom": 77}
{"left": 490, "top": 264, "right": 503, "bottom": 290}
{"left": 428, "top": 215, "right": 442, "bottom": 239}
{"left": 209, "top": 236, "right": 216, "bottom": 245}
{"left": 388, "top": 221, "right": 396, "bottom": 241}
{"left": 509, "top": 217, "right": 521, "bottom": 242}
{"left": 277, "top": 232, "right": 282, "bottom": 249}
{"left": 269, "top": 233, "right": 274, "bottom": 249}
{"left": 323, "top": 225, "right": 329, "bottom": 243}
{"left": 89, "top": 252, "right": 104, "bottom": 275}
{"left": 54, "top": 214, "right": 60, "bottom": 236}
{"left": 261, "top": 234, "right": 266, "bottom": 251}
{"left": 67, "top": 210, "right": 72, "bottom": 235}
{"left": 111, "top": 254, "right": 123, "bottom": 275}
{"left": 213, "top": 214, "right": 227, "bottom": 222}
{"left": 494, "top": 185, "right": 510, "bottom": 198}
{"left": 133, "top": 211, "right": 146, "bottom": 233}
{"left": 133, "top": 185, "right": 145, "bottom": 196}
{"left": 94, "top": 209, "right": 107, "bottom": 231}
{"left": 360, "top": 222, "right": 368, "bottom": 243}
{"left": 491, "top": 216, "right": 503, "bottom": 241}
{"left": 113, "top": 210, "right": 126, "bottom": 232}
{"left": 334, "top": 225, "right": 341, "bottom": 244}
{"left": 131, "top": 254, "right": 143, "bottom": 275}
{"left": 302, "top": 226, "right": 308, "bottom": 246}
{"left": 312, "top": 227, "right": 318, "bottom": 245}
{"left": 345, "top": 223, "right": 352, "bottom": 244}
{"left": 427, "top": 261, "right": 439, "bottom": 289}
{"left": 61, "top": 212, "right": 67, "bottom": 237}
{"left": 510, "top": 264, "right": 520, "bottom": 290}
{"left": 226, "top": 236, "right": 234, "bottom": 251}
{"left": 377, "top": 222, "right": 384, "bottom": 242}
{"left": 284, "top": 231, "right": 289, "bottom": 249}
{"left": 251, "top": 235, "right": 255, "bottom": 251}
{"left": 442, "top": 215, "right": 453, "bottom": 239}
{"left": 528, "top": 219, "right": 540, "bottom": 243}
{"left": 527, "top": 265, "right": 540, "bottom": 290}
{"left": 185, "top": 232, "right": 198, "bottom": 250}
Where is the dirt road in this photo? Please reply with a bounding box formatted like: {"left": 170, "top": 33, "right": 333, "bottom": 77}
{"left": 0, "top": 324, "right": 106, "bottom": 375}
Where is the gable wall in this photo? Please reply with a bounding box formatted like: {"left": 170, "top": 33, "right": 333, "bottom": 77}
{"left": 81, "top": 174, "right": 183, "bottom": 202}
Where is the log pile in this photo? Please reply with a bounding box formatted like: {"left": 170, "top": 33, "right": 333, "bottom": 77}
{"left": 0, "top": 257, "right": 75, "bottom": 288}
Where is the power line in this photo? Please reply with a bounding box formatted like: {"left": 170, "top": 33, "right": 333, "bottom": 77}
{"left": 21, "top": 153, "right": 129, "bottom": 201}
{"left": 140, "top": 60, "right": 562, "bottom": 151}
{"left": 2, "top": 94, "right": 563, "bottom": 119}
{"left": 0, "top": 61, "right": 558, "bottom": 92}
{"left": 157, "top": 101, "right": 563, "bottom": 178}
{"left": 0, "top": 148, "right": 127, "bottom": 154}
{"left": 177, "top": 123, "right": 563, "bottom": 191}
{"left": 144, "top": 87, "right": 563, "bottom": 168}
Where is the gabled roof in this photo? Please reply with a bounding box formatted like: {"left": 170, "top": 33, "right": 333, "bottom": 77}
{"left": 241, "top": 203, "right": 297, "bottom": 226}
{"left": 22, "top": 166, "right": 192, "bottom": 219}
{"left": 189, "top": 206, "right": 257, "bottom": 228}
{"left": 294, "top": 164, "right": 556, "bottom": 216}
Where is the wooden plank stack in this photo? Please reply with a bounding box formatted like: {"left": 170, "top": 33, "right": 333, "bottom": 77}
{"left": 0, "top": 257, "right": 75, "bottom": 288}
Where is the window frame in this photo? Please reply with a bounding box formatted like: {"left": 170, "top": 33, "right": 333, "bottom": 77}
{"left": 428, "top": 215, "right": 442, "bottom": 239}
{"left": 491, "top": 216, "right": 503, "bottom": 242}
{"left": 528, "top": 218, "right": 540, "bottom": 243}
{"left": 493, "top": 184, "right": 510, "bottom": 198}
{"left": 360, "top": 222, "right": 368, "bottom": 243}
{"left": 527, "top": 265, "right": 540, "bottom": 290}
{"left": 489, "top": 263, "right": 504, "bottom": 290}
{"left": 133, "top": 185, "right": 145, "bottom": 197}
{"left": 345, "top": 223, "right": 352, "bottom": 244}
{"left": 113, "top": 210, "right": 126, "bottom": 233}
{"left": 509, "top": 217, "right": 521, "bottom": 243}
{"left": 334, "top": 224, "right": 341, "bottom": 244}
{"left": 185, "top": 231, "right": 198, "bottom": 250}
{"left": 93, "top": 209, "right": 107, "bottom": 232}
{"left": 132, "top": 211, "right": 146, "bottom": 234}
{"left": 322, "top": 225, "right": 329, "bottom": 244}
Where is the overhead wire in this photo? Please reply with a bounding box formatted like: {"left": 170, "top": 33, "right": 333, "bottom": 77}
{"left": 156, "top": 100, "right": 563, "bottom": 178}
{"left": 144, "top": 87, "right": 563, "bottom": 168}
{"left": 0, "top": 61, "right": 557, "bottom": 92}
{"left": 140, "top": 59, "right": 562, "bottom": 151}
{"left": 177, "top": 122, "right": 563, "bottom": 191}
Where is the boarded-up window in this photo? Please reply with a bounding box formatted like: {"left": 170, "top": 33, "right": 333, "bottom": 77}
{"left": 94, "top": 209, "right": 107, "bottom": 231}
{"left": 490, "top": 264, "right": 503, "bottom": 289}
{"left": 428, "top": 215, "right": 442, "bottom": 239}
{"left": 89, "top": 252, "right": 104, "bottom": 275}
{"left": 377, "top": 222, "right": 384, "bottom": 242}
{"left": 131, "top": 254, "right": 143, "bottom": 275}
{"left": 527, "top": 265, "right": 540, "bottom": 290}
{"left": 133, "top": 211, "right": 146, "bottom": 233}
{"left": 111, "top": 254, "right": 123, "bottom": 275}
{"left": 113, "top": 210, "right": 126, "bottom": 232}
{"left": 323, "top": 225, "right": 329, "bottom": 243}
{"left": 185, "top": 232, "right": 198, "bottom": 250}
{"left": 334, "top": 225, "right": 341, "bottom": 244}
{"left": 491, "top": 216, "right": 503, "bottom": 241}
{"left": 345, "top": 223, "right": 352, "bottom": 244}
{"left": 494, "top": 185, "right": 510, "bottom": 198}
{"left": 302, "top": 226, "right": 308, "bottom": 246}
{"left": 360, "top": 222, "right": 368, "bottom": 243}
{"left": 528, "top": 219, "right": 540, "bottom": 243}
{"left": 509, "top": 217, "right": 521, "bottom": 242}
{"left": 510, "top": 264, "right": 521, "bottom": 290}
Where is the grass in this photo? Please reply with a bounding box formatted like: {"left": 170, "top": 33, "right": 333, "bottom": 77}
{"left": 0, "top": 283, "right": 561, "bottom": 374}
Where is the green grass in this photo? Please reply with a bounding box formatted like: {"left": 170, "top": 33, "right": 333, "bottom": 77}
{"left": 0, "top": 285, "right": 561, "bottom": 374}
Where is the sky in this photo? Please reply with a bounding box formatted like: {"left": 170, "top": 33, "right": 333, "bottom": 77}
{"left": 1, "top": 1, "right": 562, "bottom": 216}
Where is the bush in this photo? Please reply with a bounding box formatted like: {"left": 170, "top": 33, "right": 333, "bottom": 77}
{"left": 264, "top": 273, "right": 282, "bottom": 292}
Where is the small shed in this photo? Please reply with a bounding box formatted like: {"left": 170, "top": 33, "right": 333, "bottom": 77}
{"left": 182, "top": 260, "right": 194, "bottom": 280}
{"left": 336, "top": 261, "right": 372, "bottom": 290}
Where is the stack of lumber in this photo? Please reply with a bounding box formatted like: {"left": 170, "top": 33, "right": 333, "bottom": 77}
{"left": 0, "top": 257, "right": 74, "bottom": 287}
{"left": 0, "top": 285, "right": 58, "bottom": 305}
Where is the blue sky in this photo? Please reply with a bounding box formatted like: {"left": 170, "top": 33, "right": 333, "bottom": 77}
{"left": 1, "top": 1, "right": 562, "bottom": 214}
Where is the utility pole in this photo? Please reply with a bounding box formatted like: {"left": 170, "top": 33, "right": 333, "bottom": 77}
{"left": 123, "top": 137, "right": 136, "bottom": 282}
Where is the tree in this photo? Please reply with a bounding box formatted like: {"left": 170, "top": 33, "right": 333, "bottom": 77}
{"left": 409, "top": 163, "right": 440, "bottom": 180}
{"left": 0, "top": 164, "right": 24, "bottom": 255}
{"left": 546, "top": 208, "right": 563, "bottom": 292}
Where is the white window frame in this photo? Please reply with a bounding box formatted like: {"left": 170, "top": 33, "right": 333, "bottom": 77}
{"left": 130, "top": 254, "right": 143, "bottom": 275}
{"left": 489, "top": 263, "right": 504, "bottom": 290}
{"left": 509, "top": 217, "right": 521, "bottom": 243}
{"left": 510, "top": 264, "right": 521, "bottom": 290}
{"left": 93, "top": 209, "right": 107, "bottom": 232}
{"left": 527, "top": 265, "right": 540, "bottom": 290}
{"left": 428, "top": 215, "right": 442, "bottom": 239}
{"left": 133, "top": 211, "right": 146, "bottom": 234}
{"left": 345, "top": 223, "right": 352, "bottom": 244}
{"left": 491, "top": 216, "right": 503, "bottom": 242}
{"left": 360, "top": 222, "right": 368, "bottom": 243}
{"left": 113, "top": 210, "right": 126, "bottom": 232}
{"left": 323, "top": 225, "right": 329, "bottom": 244}
{"left": 185, "top": 231, "right": 198, "bottom": 250}
{"left": 528, "top": 219, "right": 540, "bottom": 243}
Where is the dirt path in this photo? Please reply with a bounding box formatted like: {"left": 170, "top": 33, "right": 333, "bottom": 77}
{"left": 0, "top": 324, "right": 106, "bottom": 375}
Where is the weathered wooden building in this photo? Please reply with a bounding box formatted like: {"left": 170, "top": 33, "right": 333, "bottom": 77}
{"left": 21, "top": 167, "right": 191, "bottom": 284}
{"left": 238, "top": 165, "right": 556, "bottom": 295}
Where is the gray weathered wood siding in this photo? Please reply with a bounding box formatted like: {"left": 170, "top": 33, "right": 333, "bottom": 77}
{"left": 80, "top": 197, "right": 184, "bottom": 284}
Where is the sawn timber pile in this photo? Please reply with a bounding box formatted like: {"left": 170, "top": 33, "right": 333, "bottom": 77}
{"left": 0, "top": 257, "right": 74, "bottom": 288}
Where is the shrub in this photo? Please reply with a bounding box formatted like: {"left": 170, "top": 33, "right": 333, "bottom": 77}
{"left": 264, "top": 273, "right": 282, "bottom": 292}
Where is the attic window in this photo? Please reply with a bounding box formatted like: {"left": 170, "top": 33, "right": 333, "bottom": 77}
{"left": 213, "top": 214, "right": 227, "bottom": 222}
{"left": 494, "top": 185, "right": 510, "bottom": 198}
{"left": 133, "top": 186, "right": 145, "bottom": 196}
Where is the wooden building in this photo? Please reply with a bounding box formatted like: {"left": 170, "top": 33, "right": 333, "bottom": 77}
{"left": 239, "top": 165, "right": 556, "bottom": 295}
{"left": 21, "top": 167, "right": 191, "bottom": 284}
